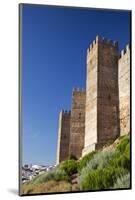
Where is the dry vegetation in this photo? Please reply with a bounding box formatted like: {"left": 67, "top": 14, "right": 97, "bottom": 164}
{"left": 22, "top": 180, "right": 71, "bottom": 194}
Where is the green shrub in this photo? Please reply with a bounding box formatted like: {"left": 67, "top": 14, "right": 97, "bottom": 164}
{"left": 120, "top": 155, "right": 130, "bottom": 170}
{"left": 116, "top": 135, "right": 130, "bottom": 153}
{"left": 29, "top": 168, "right": 69, "bottom": 185}
{"left": 91, "top": 150, "right": 116, "bottom": 169}
{"left": 78, "top": 151, "right": 96, "bottom": 173}
{"left": 113, "top": 173, "right": 130, "bottom": 189}
{"left": 53, "top": 169, "right": 70, "bottom": 181}
{"left": 59, "top": 159, "right": 78, "bottom": 176}
{"left": 110, "top": 153, "right": 130, "bottom": 171}
{"left": 78, "top": 135, "right": 130, "bottom": 191}
{"left": 79, "top": 166, "right": 126, "bottom": 190}
{"left": 79, "top": 151, "right": 116, "bottom": 187}
{"left": 125, "top": 143, "right": 130, "bottom": 160}
{"left": 110, "top": 137, "right": 130, "bottom": 170}
{"left": 30, "top": 171, "right": 54, "bottom": 184}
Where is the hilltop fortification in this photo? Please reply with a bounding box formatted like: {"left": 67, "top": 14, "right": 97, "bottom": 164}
{"left": 56, "top": 36, "right": 130, "bottom": 163}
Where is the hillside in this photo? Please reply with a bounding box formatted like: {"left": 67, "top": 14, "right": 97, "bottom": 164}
{"left": 22, "top": 134, "right": 130, "bottom": 195}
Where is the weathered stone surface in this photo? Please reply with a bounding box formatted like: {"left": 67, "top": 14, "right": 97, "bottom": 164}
{"left": 69, "top": 89, "right": 86, "bottom": 159}
{"left": 82, "top": 36, "right": 120, "bottom": 156}
{"left": 56, "top": 111, "right": 71, "bottom": 164}
{"left": 119, "top": 46, "right": 130, "bottom": 135}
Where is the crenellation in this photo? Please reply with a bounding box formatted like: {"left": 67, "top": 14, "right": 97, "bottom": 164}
{"left": 119, "top": 44, "right": 130, "bottom": 59}
{"left": 87, "top": 48, "right": 90, "bottom": 54}
{"left": 96, "top": 35, "right": 99, "bottom": 42}
{"left": 62, "top": 110, "right": 71, "bottom": 115}
{"left": 87, "top": 36, "right": 118, "bottom": 64}
{"left": 93, "top": 39, "right": 96, "bottom": 46}
{"left": 96, "top": 35, "right": 118, "bottom": 47}
{"left": 120, "top": 49, "right": 125, "bottom": 58}
{"left": 87, "top": 38, "right": 98, "bottom": 54}
{"left": 72, "top": 87, "right": 86, "bottom": 93}
{"left": 114, "top": 41, "right": 119, "bottom": 47}
{"left": 126, "top": 44, "right": 130, "bottom": 51}
{"left": 90, "top": 44, "right": 92, "bottom": 50}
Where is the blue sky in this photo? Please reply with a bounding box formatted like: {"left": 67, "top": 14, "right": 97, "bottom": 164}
{"left": 21, "top": 4, "right": 130, "bottom": 165}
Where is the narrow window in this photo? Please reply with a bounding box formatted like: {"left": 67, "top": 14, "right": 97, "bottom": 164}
{"left": 79, "top": 113, "right": 81, "bottom": 119}
{"left": 108, "top": 94, "right": 111, "bottom": 100}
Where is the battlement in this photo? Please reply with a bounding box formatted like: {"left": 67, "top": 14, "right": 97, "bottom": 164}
{"left": 87, "top": 35, "right": 118, "bottom": 56}
{"left": 61, "top": 110, "right": 71, "bottom": 115}
{"left": 119, "top": 44, "right": 130, "bottom": 59}
{"left": 86, "top": 38, "right": 97, "bottom": 55}
{"left": 72, "top": 87, "right": 86, "bottom": 93}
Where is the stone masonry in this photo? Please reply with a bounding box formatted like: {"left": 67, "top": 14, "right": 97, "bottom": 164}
{"left": 69, "top": 89, "right": 86, "bottom": 159}
{"left": 119, "top": 45, "right": 130, "bottom": 135}
{"left": 82, "top": 36, "right": 120, "bottom": 156}
{"left": 56, "top": 35, "right": 130, "bottom": 163}
{"left": 56, "top": 110, "right": 71, "bottom": 164}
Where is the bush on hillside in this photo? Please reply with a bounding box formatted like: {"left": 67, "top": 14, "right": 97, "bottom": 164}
{"left": 29, "top": 168, "right": 69, "bottom": 185}
{"left": 110, "top": 136, "right": 130, "bottom": 170}
{"left": 59, "top": 159, "right": 78, "bottom": 176}
{"left": 116, "top": 135, "right": 130, "bottom": 153}
{"left": 110, "top": 154, "right": 130, "bottom": 171}
{"left": 79, "top": 166, "right": 126, "bottom": 190}
{"left": 77, "top": 151, "right": 96, "bottom": 173}
{"left": 78, "top": 135, "right": 130, "bottom": 190}
{"left": 78, "top": 150, "right": 117, "bottom": 188}
{"left": 125, "top": 143, "right": 130, "bottom": 160}
{"left": 113, "top": 173, "right": 130, "bottom": 189}
{"left": 79, "top": 150, "right": 116, "bottom": 180}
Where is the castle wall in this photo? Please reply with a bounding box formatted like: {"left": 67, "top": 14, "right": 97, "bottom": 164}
{"left": 69, "top": 89, "right": 86, "bottom": 159}
{"left": 82, "top": 39, "right": 98, "bottom": 155}
{"left": 56, "top": 36, "right": 130, "bottom": 161}
{"left": 83, "top": 36, "right": 120, "bottom": 156}
{"left": 119, "top": 45, "right": 130, "bottom": 135}
{"left": 97, "top": 37, "right": 120, "bottom": 143}
{"left": 56, "top": 110, "right": 71, "bottom": 164}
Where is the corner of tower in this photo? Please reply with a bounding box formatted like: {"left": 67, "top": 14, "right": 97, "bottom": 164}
{"left": 87, "top": 35, "right": 118, "bottom": 64}
{"left": 86, "top": 37, "right": 98, "bottom": 63}
{"left": 119, "top": 44, "right": 130, "bottom": 60}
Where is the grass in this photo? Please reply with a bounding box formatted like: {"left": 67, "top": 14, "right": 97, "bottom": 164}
{"left": 78, "top": 134, "right": 130, "bottom": 190}
{"left": 116, "top": 135, "right": 130, "bottom": 153}
{"left": 113, "top": 173, "right": 130, "bottom": 189}
{"left": 22, "top": 180, "right": 72, "bottom": 194}
{"left": 79, "top": 166, "right": 126, "bottom": 190}
{"left": 78, "top": 150, "right": 117, "bottom": 190}
{"left": 77, "top": 151, "right": 96, "bottom": 173}
{"left": 59, "top": 159, "right": 78, "bottom": 176}
{"left": 28, "top": 168, "right": 70, "bottom": 185}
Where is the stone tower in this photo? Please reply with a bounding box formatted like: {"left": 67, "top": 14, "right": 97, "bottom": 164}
{"left": 69, "top": 88, "right": 86, "bottom": 159}
{"left": 119, "top": 45, "right": 130, "bottom": 135}
{"left": 56, "top": 110, "right": 71, "bottom": 164}
{"left": 82, "top": 36, "right": 120, "bottom": 156}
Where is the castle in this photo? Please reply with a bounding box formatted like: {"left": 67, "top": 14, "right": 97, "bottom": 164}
{"left": 56, "top": 35, "right": 130, "bottom": 164}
